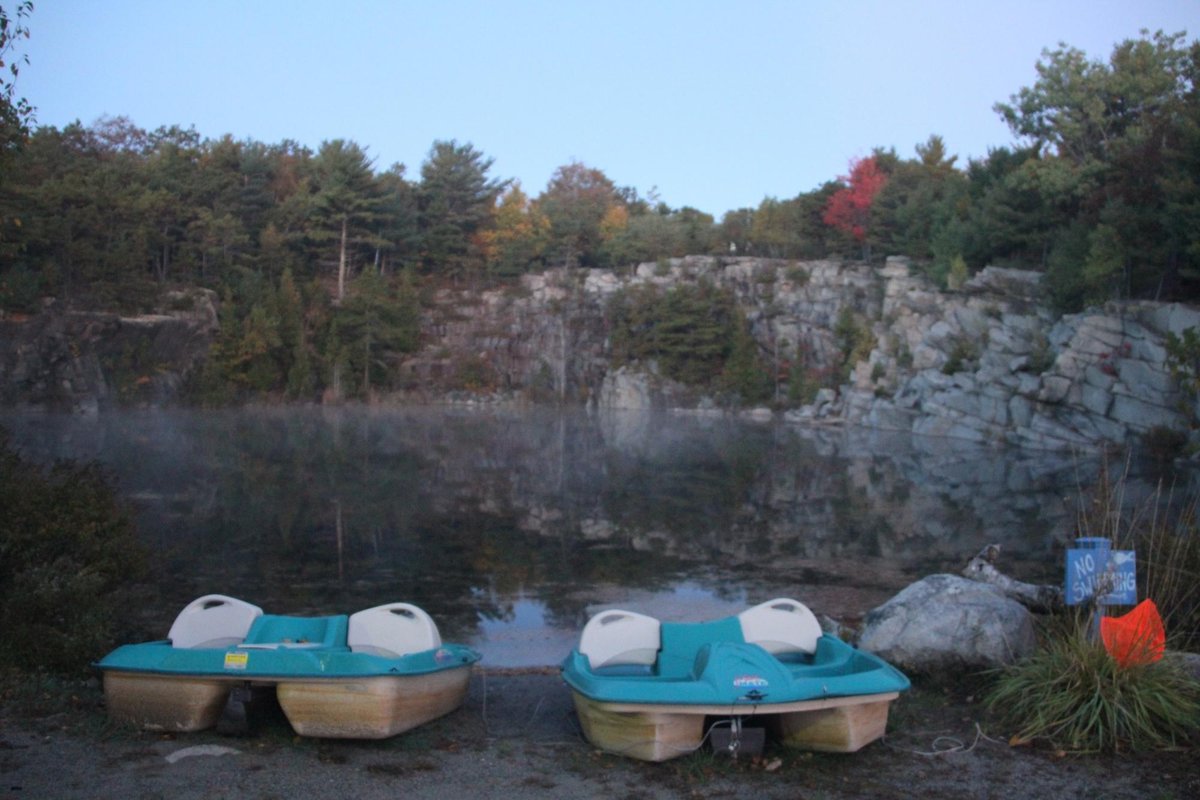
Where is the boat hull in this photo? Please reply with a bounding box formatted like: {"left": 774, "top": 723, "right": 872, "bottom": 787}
{"left": 571, "top": 693, "right": 707, "bottom": 762}
{"left": 774, "top": 693, "right": 897, "bottom": 752}
{"left": 102, "top": 671, "right": 234, "bottom": 732}
{"left": 276, "top": 665, "right": 473, "bottom": 739}
{"left": 570, "top": 690, "right": 900, "bottom": 762}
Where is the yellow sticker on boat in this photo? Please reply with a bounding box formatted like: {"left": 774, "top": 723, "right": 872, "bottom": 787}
{"left": 224, "top": 651, "right": 249, "bottom": 670}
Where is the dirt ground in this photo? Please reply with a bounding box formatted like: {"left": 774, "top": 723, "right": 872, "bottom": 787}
{"left": 1, "top": 668, "right": 1197, "bottom": 800}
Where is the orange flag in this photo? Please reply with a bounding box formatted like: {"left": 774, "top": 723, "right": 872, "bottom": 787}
{"left": 1100, "top": 599, "right": 1165, "bottom": 668}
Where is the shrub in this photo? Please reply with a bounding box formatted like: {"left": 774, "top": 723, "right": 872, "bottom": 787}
{"left": 787, "top": 365, "right": 820, "bottom": 405}
{"left": 0, "top": 429, "right": 148, "bottom": 674}
{"left": 786, "top": 264, "right": 810, "bottom": 286}
{"left": 946, "top": 254, "right": 969, "bottom": 290}
{"left": 941, "top": 335, "right": 979, "bottom": 375}
{"left": 608, "top": 284, "right": 770, "bottom": 392}
{"left": 1026, "top": 333, "right": 1056, "bottom": 374}
{"left": 0, "top": 263, "right": 42, "bottom": 312}
{"left": 987, "top": 614, "right": 1200, "bottom": 752}
{"left": 1165, "top": 327, "right": 1200, "bottom": 421}
{"left": 833, "top": 306, "right": 874, "bottom": 382}
{"left": 453, "top": 353, "right": 497, "bottom": 392}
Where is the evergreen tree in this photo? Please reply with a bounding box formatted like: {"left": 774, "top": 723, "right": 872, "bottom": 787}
{"left": 994, "top": 31, "right": 1200, "bottom": 300}
{"left": 418, "top": 140, "right": 507, "bottom": 281}
{"left": 720, "top": 308, "right": 773, "bottom": 404}
{"left": 310, "top": 139, "right": 381, "bottom": 301}
{"left": 334, "top": 270, "right": 420, "bottom": 398}
{"left": 277, "top": 268, "right": 314, "bottom": 399}
{"left": 374, "top": 163, "right": 420, "bottom": 274}
{"left": 609, "top": 284, "right": 739, "bottom": 388}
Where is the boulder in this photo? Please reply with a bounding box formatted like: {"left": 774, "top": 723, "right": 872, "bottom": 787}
{"left": 1170, "top": 651, "right": 1200, "bottom": 682}
{"left": 857, "top": 574, "right": 1036, "bottom": 671}
{"left": 597, "top": 366, "right": 657, "bottom": 410}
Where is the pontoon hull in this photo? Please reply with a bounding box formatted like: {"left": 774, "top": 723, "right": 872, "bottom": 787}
{"left": 276, "top": 666, "right": 473, "bottom": 739}
{"left": 570, "top": 690, "right": 901, "bottom": 761}
{"left": 102, "top": 671, "right": 233, "bottom": 732}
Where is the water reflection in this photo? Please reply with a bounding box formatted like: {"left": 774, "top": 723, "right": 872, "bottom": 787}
{"left": 3, "top": 406, "right": 1171, "bottom": 666}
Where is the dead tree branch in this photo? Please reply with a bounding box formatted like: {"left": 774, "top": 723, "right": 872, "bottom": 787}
{"left": 962, "top": 544, "right": 1063, "bottom": 612}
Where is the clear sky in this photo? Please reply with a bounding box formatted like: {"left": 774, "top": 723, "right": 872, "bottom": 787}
{"left": 15, "top": 0, "right": 1200, "bottom": 218}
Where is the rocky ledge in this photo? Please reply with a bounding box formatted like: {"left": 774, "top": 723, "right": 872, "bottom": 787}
{"left": 0, "top": 289, "right": 218, "bottom": 413}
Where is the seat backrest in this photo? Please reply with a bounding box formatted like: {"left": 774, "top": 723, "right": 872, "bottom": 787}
{"left": 167, "top": 594, "right": 264, "bottom": 649}
{"left": 737, "top": 597, "right": 821, "bottom": 656}
{"left": 578, "top": 609, "right": 661, "bottom": 669}
{"left": 347, "top": 602, "right": 441, "bottom": 657}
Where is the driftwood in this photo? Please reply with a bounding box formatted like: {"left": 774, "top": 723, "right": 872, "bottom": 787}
{"left": 962, "top": 544, "right": 1063, "bottom": 612}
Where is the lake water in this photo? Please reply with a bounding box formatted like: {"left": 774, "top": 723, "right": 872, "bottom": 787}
{"left": 1, "top": 406, "right": 1159, "bottom": 666}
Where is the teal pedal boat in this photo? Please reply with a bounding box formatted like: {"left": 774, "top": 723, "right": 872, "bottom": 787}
{"left": 561, "top": 598, "right": 909, "bottom": 761}
{"left": 97, "top": 595, "right": 480, "bottom": 739}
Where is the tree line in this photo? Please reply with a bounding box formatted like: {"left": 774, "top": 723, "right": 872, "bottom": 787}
{"left": 1, "top": 24, "right": 1198, "bottom": 401}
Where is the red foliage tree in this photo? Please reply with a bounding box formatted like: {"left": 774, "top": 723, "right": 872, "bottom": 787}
{"left": 822, "top": 156, "right": 888, "bottom": 248}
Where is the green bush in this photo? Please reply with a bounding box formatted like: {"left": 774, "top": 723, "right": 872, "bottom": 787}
{"left": 1165, "top": 327, "right": 1200, "bottom": 421}
{"left": 941, "top": 335, "right": 979, "bottom": 375}
{"left": 946, "top": 254, "right": 969, "bottom": 290}
{"left": 987, "top": 615, "right": 1200, "bottom": 752}
{"left": 833, "top": 306, "right": 874, "bottom": 382}
{"left": 0, "top": 429, "right": 148, "bottom": 674}
{"left": 608, "top": 283, "right": 770, "bottom": 392}
{"left": 0, "top": 264, "right": 42, "bottom": 312}
{"left": 719, "top": 308, "right": 773, "bottom": 404}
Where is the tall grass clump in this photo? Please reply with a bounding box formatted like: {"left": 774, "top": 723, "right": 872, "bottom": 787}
{"left": 987, "top": 613, "right": 1200, "bottom": 752}
{"left": 1075, "top": 459, "right": 1200, "bottom": 652}
{"left": 986, "top": 460, "right": 1200, "bottom": 752}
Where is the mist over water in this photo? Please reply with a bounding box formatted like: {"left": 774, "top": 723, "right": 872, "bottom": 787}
{"left": 2, "top": 406, "right": 1152, "bottom": 666}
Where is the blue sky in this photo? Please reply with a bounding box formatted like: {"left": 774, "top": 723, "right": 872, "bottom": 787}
{"left": 16, "top": 0, "right": 1200, "bottom": 217}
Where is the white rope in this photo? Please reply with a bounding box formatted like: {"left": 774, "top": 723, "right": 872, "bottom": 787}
{"left": 882, "top": 722, "right": 1004, "bottom": 756}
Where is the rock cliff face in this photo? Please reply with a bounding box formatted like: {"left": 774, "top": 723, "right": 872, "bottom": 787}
{"left": 839, "top": 259, "right": 1199, "bottom": 449}
{"left": 410, "top": 256, "right": 1199, "bottom": 450}
{"left": 3, "top": 258, "right": 1196, "bottom": 450}
{"left": 0, "top": 290, "right": 218, "bottom": 413}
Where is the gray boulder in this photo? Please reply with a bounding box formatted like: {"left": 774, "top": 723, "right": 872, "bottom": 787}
{"left": 857, "top": 574, "right": 1036, "bottom": 671}
{"left": 1170, "top": 651, "right": 1200, "bottom": 683}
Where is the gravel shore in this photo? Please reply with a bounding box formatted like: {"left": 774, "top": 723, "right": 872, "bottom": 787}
{"left": 2, "top": 669, "right": 1196, "bottom": 800}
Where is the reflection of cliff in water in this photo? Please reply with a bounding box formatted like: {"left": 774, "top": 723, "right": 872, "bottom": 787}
{"left": 591, "top": 411, "right": 1100, "bottom": 576}
{"left": 4, "top": 407, "right": 1169, "bottom": 637}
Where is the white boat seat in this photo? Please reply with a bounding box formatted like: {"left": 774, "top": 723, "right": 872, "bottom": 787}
{"left": 579, "top": 609, "right": 661, "bottom": 669}
{"left": 348, "top": 602, "right": 442, "bottom": 657}
{"left": 167, "top": 594, "right": 264, "bottom": 649}
{"left": 738, "top": 597, "right": 822, "bottom": 656}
